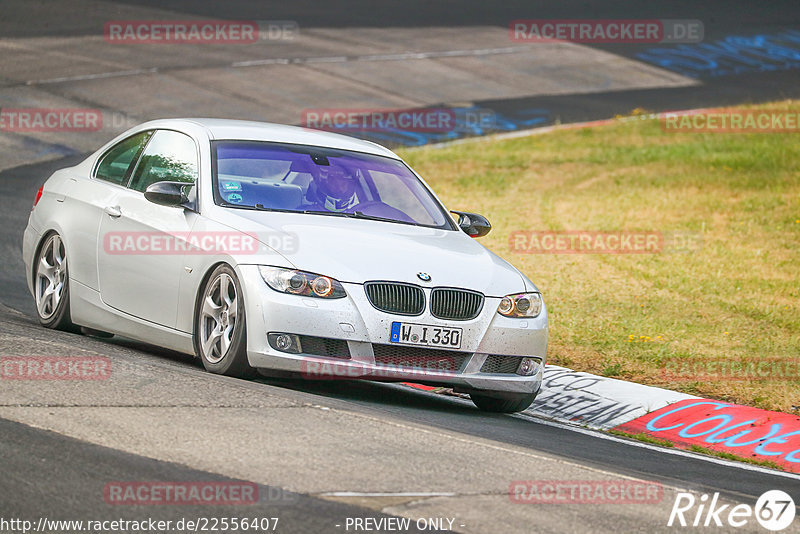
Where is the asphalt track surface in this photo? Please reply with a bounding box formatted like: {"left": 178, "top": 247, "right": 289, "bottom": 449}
{"left": 2, "top": 135, "right": 800, "bottom": 534}
{"left": 2, "top": 2, "right": 800, "bottom": 533}
{"left": 1, "top": 417, "right": 434, "bottom": 534}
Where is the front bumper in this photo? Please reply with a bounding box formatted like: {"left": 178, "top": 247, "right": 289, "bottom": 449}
{"left": 238, "top": 265, "right": 548, "bottom": 394}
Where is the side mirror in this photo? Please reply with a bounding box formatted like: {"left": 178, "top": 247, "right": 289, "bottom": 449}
{"left": 144, "top": 181, "right": 191, "bottom": 207}
{"left": 451, "top": 210, "right": 492, "bottom": 238}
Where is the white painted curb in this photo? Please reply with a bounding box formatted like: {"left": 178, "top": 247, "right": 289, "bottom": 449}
{"left": 524, "top": 365, "right": 698, "bottom": 430}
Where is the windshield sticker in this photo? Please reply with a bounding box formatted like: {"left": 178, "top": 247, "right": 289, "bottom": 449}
{"left": 221, "top": 181, "right": 242, "bottom": 192}
{"left": 225, "top": 192, "right": 243, "bottom": 204}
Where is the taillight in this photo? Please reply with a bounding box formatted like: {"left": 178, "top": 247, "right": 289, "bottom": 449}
{"left": 32, "top": 186, "right": 43, "bottom": 210}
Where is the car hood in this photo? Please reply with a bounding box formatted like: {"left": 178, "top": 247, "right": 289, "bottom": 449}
{"left": 215, "top": 210, "right": 527, "bottom": 296}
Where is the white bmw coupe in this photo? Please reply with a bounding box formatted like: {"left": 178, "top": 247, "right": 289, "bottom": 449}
{"left": 23, "top": 119, "right": 547, "bottom": 412}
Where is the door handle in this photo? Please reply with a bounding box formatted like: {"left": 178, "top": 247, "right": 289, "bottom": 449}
{"left": 104, "top": 205, "right": 122, "bottom": 218}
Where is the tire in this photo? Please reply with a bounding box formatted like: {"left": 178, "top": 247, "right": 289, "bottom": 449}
{"left": 194, "top": 264, "right": 254, "bottom": 378}
{"left": 470, "top": 390, "right": 538, "bottom": 413}
{"left": 33, "top": 232, "right": 76, "bottom": 332}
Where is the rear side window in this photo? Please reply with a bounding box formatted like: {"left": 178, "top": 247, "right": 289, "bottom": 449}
{"left": 95, "top": 131, "right": 152, "bottom": 185}
{"left": 128, "top": 130, "right": 198, "bottom": 193}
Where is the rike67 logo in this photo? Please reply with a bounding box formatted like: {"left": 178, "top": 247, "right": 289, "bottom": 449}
{"left": 669, "top": 490, "right": 795, "bottom": 531}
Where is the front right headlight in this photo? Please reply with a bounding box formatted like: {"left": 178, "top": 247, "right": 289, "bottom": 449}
{"left": 258, "top": 266, "right": 346, "bottom": 299}
{"left": 497, "top": 292, "right": 542, "bottom": 318}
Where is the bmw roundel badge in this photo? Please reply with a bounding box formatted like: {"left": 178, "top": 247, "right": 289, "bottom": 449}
{"left": 417, "top": 272, "right": 432, "bottom": 282}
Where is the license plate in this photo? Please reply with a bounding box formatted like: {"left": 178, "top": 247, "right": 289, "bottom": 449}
{"left": 390, "top": 322, "right": 462, "bottom": 349}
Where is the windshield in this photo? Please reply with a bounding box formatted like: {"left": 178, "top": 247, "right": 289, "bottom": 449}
{"left": 212, "top": 141, "right": 453, "bottom": 229}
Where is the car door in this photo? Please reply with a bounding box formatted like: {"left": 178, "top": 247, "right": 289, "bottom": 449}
{"left": 64, "top": 130, "right": 153, "bottom": 291}
{"left": 97, "top": 129, "right": 200, "bottom": 328}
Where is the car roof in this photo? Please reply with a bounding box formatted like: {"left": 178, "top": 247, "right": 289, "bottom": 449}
{"left": 136, "top": 118, "right": 400, "bottom": 159}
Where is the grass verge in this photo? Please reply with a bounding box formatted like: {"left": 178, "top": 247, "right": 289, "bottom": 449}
{"left": 608, "top": 429, "right": 675, "bottom": 448}
{"left": 400, "top": 101, "right": 800, "bottom": 413}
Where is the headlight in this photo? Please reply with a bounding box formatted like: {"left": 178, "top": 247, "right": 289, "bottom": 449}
{"left": 258, "top": 266, "right": 346, "bottom": 299}
{"left": 497, "top": 292, "right": 542, "bottom": 318}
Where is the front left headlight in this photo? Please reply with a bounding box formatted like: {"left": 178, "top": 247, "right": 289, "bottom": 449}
{"left": 258, "top": 266, "right": 346, "bottom": 299}
{"left": 497, "top": 292, "right": 542, "bottom": 318}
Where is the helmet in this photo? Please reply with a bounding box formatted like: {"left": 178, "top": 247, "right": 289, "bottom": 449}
{"left": 316, "top": 165, "right": 358, "bottom": 212}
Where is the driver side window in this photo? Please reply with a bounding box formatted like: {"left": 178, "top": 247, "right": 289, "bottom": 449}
{"left": 128, "top": 130, "right": 198, "bottom": 193}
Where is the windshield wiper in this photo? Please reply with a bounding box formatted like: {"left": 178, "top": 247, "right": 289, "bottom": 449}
{"left": 302, "top": 209, "right": 422, "bottom": 226}
{"left": 231, "top": 205, "right": 421, "bottom": 227}
{"left": 300, "top": 210, "right": 357, "bottom": 218}
{"left": 220, "top": 203, "right": 304, "bottom": 214}
{"left": 251, "top": 204, "right": 298, "bottom": 213}
{"left": 302, "top": 210, "right": 418, "bottom": 225}
{"left": 352, "top": 211, "right": 419, "bottom": 226}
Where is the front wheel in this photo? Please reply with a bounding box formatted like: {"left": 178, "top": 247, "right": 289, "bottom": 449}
{"left": 194, "top": 264, "right": 254, "bottom": 378}
{"left": 470, "top": 391, "right": 538, "bottom": 413}
{"left": 34, "top": 232, "right": 75, "bottom": 331}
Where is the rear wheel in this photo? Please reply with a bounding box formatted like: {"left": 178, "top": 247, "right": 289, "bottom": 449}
{"left": 194, "top": 264, "right": 254, "bottom": 378}
{"left": 34, "top": 232, "right": 76, "bottom": 331}
{"left": 470, "top": 391, "right": 538, "bottom": 413}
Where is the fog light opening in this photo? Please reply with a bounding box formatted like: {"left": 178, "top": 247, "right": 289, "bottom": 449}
{"left": 516, "top": 357, "right": 540, "bottom": 376}
{"left": 268, "top": 333, "right": 302, "bottom": 354}
{"left": 276, "top": 334, "right": 293, "bottom": 350}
